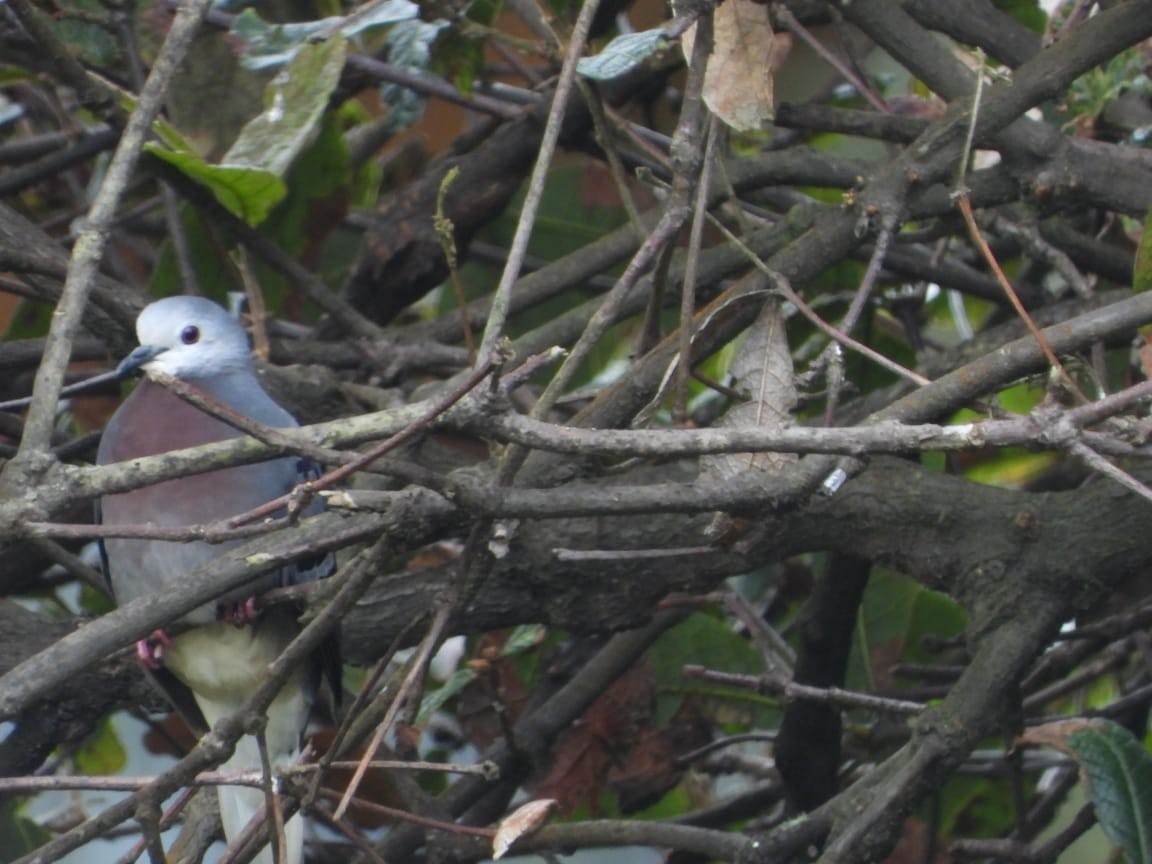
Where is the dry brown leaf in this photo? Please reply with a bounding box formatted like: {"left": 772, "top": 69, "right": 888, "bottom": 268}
{"left": 492, "top": 799, "right": 558, "bottom": 860}
{"left": 701, "top": 298, "right": 796, "bottom": 542}
{"left": 530, "top": 660, "right": 655, "bottom": 815}
{"left": 1139, "top": 333, "right": 1152, "bottom": 380}
{"left": 607, "top": 698, "right": 712, "bottom": 813}
{"left": 681, "top": 0, "right": 778, "bottom": 131}
{"left": 880, "top": 818, "right": 951, "bottom": 864}
{"left": 702, "top": 297, "right": 797, "bottom": 483}
{"left": 1016, "top": 718, "right": 1107, "bottom": 752}
{"left": 457, "top": 632, "right": 531, "bottom": 751}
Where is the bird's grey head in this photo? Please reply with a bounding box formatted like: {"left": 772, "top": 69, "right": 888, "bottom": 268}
{"left": 118, "top": 297, "right": 253, "bottom": 380}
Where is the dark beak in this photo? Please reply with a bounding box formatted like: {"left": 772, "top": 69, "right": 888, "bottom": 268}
{"left": 115, "top": 345, "right": 167, "bottom": 378}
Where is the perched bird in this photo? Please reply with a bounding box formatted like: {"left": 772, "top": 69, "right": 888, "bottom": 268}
{"left": 97, "top": 296, "right": 333, "bottom": 864}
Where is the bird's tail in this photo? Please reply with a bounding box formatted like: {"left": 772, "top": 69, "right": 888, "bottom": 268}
{"left": 196, "top": 674, "right": 310, "bottom": 864}
{"left": 166, "top": 619, "right": 313, "bottom": 864}
{"left": 216, "top": 733, "right": 305, "bottom": 864}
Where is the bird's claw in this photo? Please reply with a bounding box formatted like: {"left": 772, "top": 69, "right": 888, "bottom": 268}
{"left": 220, "top": 596, "right": 260, "bottom": 626}
{"left": 136, "top": 630, "right": 172, "bottom": 669}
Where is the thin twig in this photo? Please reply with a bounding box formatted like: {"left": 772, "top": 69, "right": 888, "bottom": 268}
{"left": 434, "top": 167, "right": 475, "bottom": 360}
{"left": 310, "top": 808, "right": 388, "bottom": 863}
{"left": 317, "top": 788, "right": 496, "bottom": 838}
{"left": 676, "top": 116, "right": 717, "bottom": 421}
{"left": 700, "top": 219, "right": 932, "bottom": 387}
{"left": 151, "top": 160, "right": 387, "bottom": 342}
{"left": 477, "top": 0, "right": 605, "bottom": 361}
{"left": 13, "top": 541, "right": 381, "bottom": 864}
{"left": 956, "top": 195, "right": 1082, "bottom": 400}
{"left": 683, "top": 665, "right": 926, "bottom": 715}
{"left": 722, "top": 589, "right": 796, "bottom": 671}
{"left": 1067, "top": 440, "right": 1152, "bottom": 505}
{"left": 5, "top": 0, "right": 122, "bottom": 125}
{"left": 823, "top": 217, "right": 898, "bottom": 424}
{"left": 0, "top": 760, "right": 491, "bottom": 793}
{"left": 113, "top": 10, "right": 199, "bottom": 298}
{"left": 1067, "top": 378, "right": 1152, "bottom": 427}
{"left": 773, "top": 4, "right": 888, "bottom": 112}
{"left": 227, "top": 355, "right": 498, "bottom": 527}
{"left": 11, "top": 0, "right": 216, "bottom": 456}
{"left": 525, "top": 6, "right": 715, "bottom": 426}
{"left": 949, "top": 47, "right": 1081, "bottom": 400}
{"left": 333, "top": 602, "right": 454, "bottom": 820}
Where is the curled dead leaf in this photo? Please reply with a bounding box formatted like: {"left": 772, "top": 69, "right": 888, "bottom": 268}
{"left": 1016, "top": 718, "right": 1107, "bottom": 752}
{"left": 680, "top": 0, "right": 781, "bottom": 131}
{"left": 492, "top": 798, "right": 558, "bottom": 859}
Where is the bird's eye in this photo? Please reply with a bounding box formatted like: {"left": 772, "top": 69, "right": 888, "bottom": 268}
{"left": 180, "top": 325, "right": 201, "bottom": 345}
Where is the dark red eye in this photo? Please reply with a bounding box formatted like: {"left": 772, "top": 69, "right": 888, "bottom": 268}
{"left": 180, "top": 325, "right": 200, "bottom": 345}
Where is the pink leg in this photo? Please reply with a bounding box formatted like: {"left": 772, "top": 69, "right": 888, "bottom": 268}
{"left": 136, "top": 630, "right": 172, "bottom": 669}
{"left": 219, "top": 596, "right": 260, "bottom": 626}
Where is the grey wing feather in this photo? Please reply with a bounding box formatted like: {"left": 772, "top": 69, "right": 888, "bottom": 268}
{"left": 277, "top": 457, "right": 336, "bottom": 588}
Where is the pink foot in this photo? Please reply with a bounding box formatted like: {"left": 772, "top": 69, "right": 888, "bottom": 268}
{"left": 219, "top": 596, "right": 260, "bottom": 626}
{"left": 136, "top": 630, "right": 172, "bottom": 669}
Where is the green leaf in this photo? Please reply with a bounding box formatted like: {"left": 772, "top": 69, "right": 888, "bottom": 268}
{"left": 148, "top": 205, "right": 244, "bottom": 299}
{"left": 991, "top": 0, "right": 1047, "bottom": 34}
{"left": 1134, "top": 208, "right": 1152, "bottom": 293}
{"left": 416, "top": 628, "right": 544, "bottom": 725}
{"left": 501, "top": 624, "right": 547, "bottom": 656}
{"left": 0, "top": 799, "right": 50, "bottom": 858}
{"left": 264, "top": 112, "right": 352, "bottom": 254}
{"left": 231, "top": 10, "right": 329, "bottom": 70}
{"left": 417, "top": 666, "right": 477, "bottom": 725}
{"left": 851, "top": 569, "right": 966, "bottom": 692}
{"left": 430, "top": 27, "right": 484, "bottom": 97}
{"left": 52, "top": 0, "right": 120, "bottom": 67}
{"left": 379, "top": 19, "right": 449, "bottom": 132}
{"left": 1022, "top": 718, "right": 1152, "bottom": 864}
{"left": 76, "top": 582, "right": 115, "bottom": 615}
{"left": 647, "top": 612, "right": 777, "bottom": 727}
{"left": 934, "top": 775, "right": 1016, "bottom": 840}
{"left": 2, "top": 300, "right": 54, "bottom": 340}
{"left": 1066, "top": 721, "right": 1152, "bottom": 864}
{"left": 386, "top": 18, "right": 447, "bottom": 73}
{"left": 147, "top": 36, "right": 348, "bottom": 226}
{"left": 74, "top": 716, "right": 127, "bottom": 775}
{"left": 145, "top": 145, "right": 286, "bottom": 225}
{"left": 223, "top": 36, "right": 348, "bottom": 182}
{"left": 577, "top": 29, "right": 668, "bottom": 81}
{"left": 230, "top": 0, "right": 419, "bottom": 70}
{"left": 0, "top": 68, "right": 35, "bottom": 86}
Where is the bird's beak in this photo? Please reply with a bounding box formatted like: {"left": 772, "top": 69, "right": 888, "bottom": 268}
{"left": 116, "top": 344, "right": 167, "bottom": 378}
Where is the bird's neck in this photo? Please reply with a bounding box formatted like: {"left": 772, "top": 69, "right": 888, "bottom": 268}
{"left": 177, "top": 368, "right": 255, "bottom": 411}
{"left": 141, "top": 368, "right": 296, "bottom": 429}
